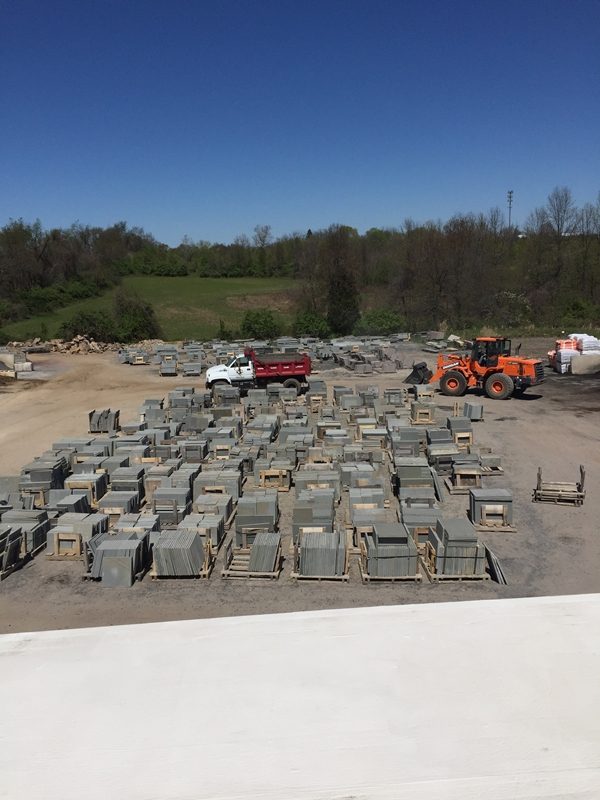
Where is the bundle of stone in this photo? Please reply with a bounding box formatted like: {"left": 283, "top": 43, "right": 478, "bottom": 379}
{"left": 0, "top": 526, "right": 23, "bottom": 573}
{"left": 426, "top": 443, "right": 460, "bottom": 475}
{"left": 179, "top": 412, "right": 214, "bottom": 433}
{"left": 56, "top": 492, "right": 92, "bottom": 514}
{"left": 178, "top": 513, "right": 225, "bottom": 549}
{"left": 194, "top": 467, "right": 243, "bottom": 500}
{"left": 192, "top": 492, "right": 234, "bottom": 520}
{"left": 64, "top": 472, "right": 109, "bottom": 507}
{"left": 182, "top": 362, "right": 202, "bottom": 377}
{"left": 235, "top": 490, "right": 279, "bottom": 547}
{"left": 91, "top": 532, "right": 149, "bottom": 586}
{"left": 398, "top": 486, "right": 438, "bottom": 509}
{"left": 98, "top": 455, "right": 130, "bottom": 477}
{"left": 446, "top": 416, "right": 473, "bottom": 433}
{"left": 394, "top": 458, "right": 434, "bottom": 493}
{"left": 88, "top": 409, "right": 120, "bottom": 434}
{"left": 97, "top": 491, "right": 139, "bottom": 519}
{"left": 426, "top": 428, "right": 453, "bottom": 444}
{"left": 153, "top": 530, "right": 206, "bottom": 577}
{"left": 112, "top": 444, "right": 152, "bottom": 464}
{"left": 425, "top": 518, "right": 487, "bottom": 578}
{"left": 292, "top": 489, "right": 335, "bottom": 544}
{"left": 333, "top": 386, "right": 353, "bottom": 405}
{"left": 46, "top": 512, "right": 109, "bottom": 555}
{"left": 213, "top": 384, "right": 241, "bottom": 406}
{"left": 295, "top": 469, "right": 341, "bottom": 502}
{"left": 348, "top": 487, "right": 388, "bottom": 530}
{"left": 469, "top": 488, "right": 514, "bottom": 530}
{"left": 298, "top": 530, "right": 346, "bottom": 577}
{"left": 1, "top": 509, "right": 50, "bottom": 555}
{"left": 248, "top": 531, "right": 281, "bottom": 573}
{"left": 364, "top": 523, "right": 418, "bottom": 578}
{"left": 339, "top": 394, "right": 363, "bottom": 411}
{"left": 383, "top": 388, "right": 406, "bottom": 406}
{"left": 113, "top": 513, "right": 160, "bottom": 542}
{"left": 247, "top": 413, "right": 281, "bottom": 438}
{"left": 152, "top": 487, "right": 191, "bottom": 526}
{"left": 463, "top": 401, "right": 484, "bottom": 421}
{"left": 229, "top": 444, "right": 261, "bottom": 476}
{"left": 71, "top": 456, "right": 105, "bottom": 474}
{"left": 178, "top": 438, "right": 208, "bottom": 463}
{"left": 144, "top": 464, "right": 175, "bottom": 504}
{"left": 339, "top": 463, "right": 382, "bottom": 490}
{"left": 342, "top": 444, "right": 371, "bottom": 464}
{"left": 400, "top": 505, "right": 443, "bottom": 545}
{"left": 106, "top": 466, "right": 144, "bottom": 498}
{"left": 19, "top": 457, "right": 66, "bottom": 500}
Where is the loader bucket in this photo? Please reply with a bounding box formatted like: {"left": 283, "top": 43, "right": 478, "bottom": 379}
{"left": 405, "top": 361, "right": 433, "bottom": 385}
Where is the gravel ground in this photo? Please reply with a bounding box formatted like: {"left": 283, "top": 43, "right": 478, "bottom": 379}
{"left": 1, "top": 339, "right": 599, "bottom": 634}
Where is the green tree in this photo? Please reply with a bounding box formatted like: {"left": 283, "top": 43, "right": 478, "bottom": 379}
{"left": 354, "top": 309, "right": 406, "bottom": 335}
{"left": 113, "top": 288, "right": 162, "bottom": 341}
{"left": 293, "top": 310, "right": 331, "bottom": 338}
{"left": 322, "top": 225, "right": 361, "bottom": 335}
{"left": 240, "top": 309, "right": 281, "bottom": 339}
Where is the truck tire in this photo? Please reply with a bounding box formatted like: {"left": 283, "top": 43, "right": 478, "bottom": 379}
{"left": 283, "top": 378, "right": 302, "bottom": 391}
{"left": 485, "top": 373, "right": 513, "bottom": 400}
{"left": 210, "top": 379, "right": 230, "bottom": 390}
{"left": 439, "top": 371, "right": 467, "bottom": 397}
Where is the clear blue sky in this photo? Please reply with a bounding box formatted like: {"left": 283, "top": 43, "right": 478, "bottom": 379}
{"left": 2, "top": 0, "right": 599, "bottom": 245}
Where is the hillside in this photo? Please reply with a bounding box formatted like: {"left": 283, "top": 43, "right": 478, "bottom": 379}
{"left": 3, "top": 276, "right": 297, "bottom": 341}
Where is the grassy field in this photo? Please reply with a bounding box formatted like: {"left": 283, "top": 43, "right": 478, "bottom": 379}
{"left": 3, "top": 276, "right": 298, "bottom": 341}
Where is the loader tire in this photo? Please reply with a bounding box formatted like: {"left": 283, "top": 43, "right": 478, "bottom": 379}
{"left": 439, "top": 371, "right": 467, "bottom": 397}
{"left": 485, "top": 373, "right": 513, "bottom": 400}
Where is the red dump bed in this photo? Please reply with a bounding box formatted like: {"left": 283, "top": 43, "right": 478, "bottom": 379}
{"left": 245, "top": 348, "right": 312, "bottom": 379}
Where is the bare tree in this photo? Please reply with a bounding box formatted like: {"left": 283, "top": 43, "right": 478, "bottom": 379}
{"left": 545, "top": 186, "right": 578, "bottom": 238}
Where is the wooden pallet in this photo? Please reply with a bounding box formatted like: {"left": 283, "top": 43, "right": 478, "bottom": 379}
{"left": 149, "top": 554, "right": 215, "bottom": 580}
{"left": 532, "top": 466, "right": 585, "bottom": 507}
{"left": 473, "top": 523, "right": 516, "bottom": 533}
{"left": 419, "top": 557, "right": 490, "bottom": 583}
{"left": 290, "top": 572, "right": 349, "bottom": 582}
{"left": 480, "top": 466, "right": 504, "bottom": 475}
{"left": 221, "top": 542, "right": 282, "bottom": 580}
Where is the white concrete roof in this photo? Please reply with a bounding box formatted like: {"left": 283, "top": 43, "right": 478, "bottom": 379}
{"left": 1, "top": 594, "right": 599, "bottom": 799}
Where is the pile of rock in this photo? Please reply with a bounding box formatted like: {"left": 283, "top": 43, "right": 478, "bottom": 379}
{"left": 8, "top": 336, "right": 122, "bottom": 354}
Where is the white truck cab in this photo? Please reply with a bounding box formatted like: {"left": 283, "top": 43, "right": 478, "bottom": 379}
{"left": 205, "top": 354, "right": 254, "bottom": 388}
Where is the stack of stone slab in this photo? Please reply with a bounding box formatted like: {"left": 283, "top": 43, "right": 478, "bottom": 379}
{"left": 46, "top": 512, "right": 109, "bottom": 557}
{"left": 363, "top": 523, "right": 419, "bottom": 578}
{"left": 348, "top": 487, "right": 388, "bottom": 531}
{"left": 425, "top": 518, "right": 487, "bottom": 577}
{"left": 178, "top": 512, "right": 225, "bottom": 549}
{"left": 91, "top": 532, "right": 150, "bottom": 587}
{"left": 88, "top": 409, "right": 120, "bottom": 434}
{"left": 194, "top": 466, "right": 242, "bottom": 500}
{"left": 152, "top": 487, "right": 191, "bottom": 526}
{"left": 1, "top": 509, "right": 50, "bottom": 555}
{"left": 295, "top": 468, "right": 341, "bottom": 502}
{"left": 469, "top": 488, "right": 514, "bottom": 530}
{"left": 98, "top": 491, "right": 139, "bottom": 519}
{"left": 292, "top": 489, "right": 336, "bottom": 544}
{"left": 235, "top": 490, "right": 279, "bottom": 547}
{"left": 192, "top": 492, "right": 234, "bottom": 522}
{"left": 113, "top": 513, "right": 160, "bottom": 544}
{"left": 19, "top": 457, "right": 67, "bottom": 503}
{"left": 463, "top": 401, "right": 484, "bottom": 421}
{"left": 248, "top": 531, "right": 281, "bottom": 573}
{"left": 0, "top": 526, "right": 23, "bottom": 573}
{"left": 298, "top": 530, "right": 347, "bottom": 577}
{"left": 64, "top": 471, "right": 109, "bottom": 507}
{"left": 153, "top": 530, "right": 206, "bottom": 577}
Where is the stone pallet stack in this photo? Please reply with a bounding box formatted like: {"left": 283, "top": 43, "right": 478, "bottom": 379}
{"left": 364, "top": 523, "right": 418, "bottom": 578}
{"left": 248, "top": 531, "right": 281, "bottom": 573}
{"left": 0, "top": 509, "right": 50, "bottom": 555}
{"left": 153, "top": 530, "right": 205, "bottom": 577}
{"left": 426, "top": 519, "right": 486, "bottom": 577}
{"left": 0, "top": 526, "right": 23, "bottom": 573}
{"left": 292, "top": 489, "right": 336, "bottom": 544}
{"left": 298, "top": 530, "right": 346, "bottom": 577}
{"left": 90, "top": 532, "right": 150, "bottom": 587}
{"left": 178, "top": 513, "right": 225, "bottom": 549}
{"left": 235, "top": 490, "right": 279, "bottom": 547}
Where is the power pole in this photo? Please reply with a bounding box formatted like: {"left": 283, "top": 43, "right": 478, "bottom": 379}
{"left": 507, "top": 190, "right": 513, "bottom": 229}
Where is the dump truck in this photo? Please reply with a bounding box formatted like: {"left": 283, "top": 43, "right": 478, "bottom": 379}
{"left": 205, "top": 348, "right": 311, "bottom": 392}
{"left": 407, "top": 337, "right": 544, "bottom": 399}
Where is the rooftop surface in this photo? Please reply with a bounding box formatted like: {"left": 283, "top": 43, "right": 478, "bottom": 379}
{"left": 2, "top": 593, "right": 599, "bottom": 799}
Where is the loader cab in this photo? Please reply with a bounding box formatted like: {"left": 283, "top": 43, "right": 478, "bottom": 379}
{"left": 471, "top": 338, "right": 511, "bottom": 367}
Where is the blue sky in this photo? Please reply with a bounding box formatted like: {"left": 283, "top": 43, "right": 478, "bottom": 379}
{"left": 1, "top": 0, "right": 599, "bottom": 244}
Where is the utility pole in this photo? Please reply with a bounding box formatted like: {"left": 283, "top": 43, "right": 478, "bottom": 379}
{"left": 507, "top": 190, "right": 513, "bottom": 229}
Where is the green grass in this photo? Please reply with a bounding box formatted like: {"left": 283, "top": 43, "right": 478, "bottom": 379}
{"left": 3, "top": 276, "right": 297, "bottom": 341}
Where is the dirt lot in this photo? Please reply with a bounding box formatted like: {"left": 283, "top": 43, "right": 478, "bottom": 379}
{"left": 1, "top": 340, "right": 599, "bottom": 634}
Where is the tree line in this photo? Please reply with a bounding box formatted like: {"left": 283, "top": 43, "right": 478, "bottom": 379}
{"left": 1, "top": 186, "right": 599, "bottom": 340}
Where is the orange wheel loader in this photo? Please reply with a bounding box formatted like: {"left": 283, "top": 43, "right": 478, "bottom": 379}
{"left": 406, "top": 337, "right": 544, "bottom": 400}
